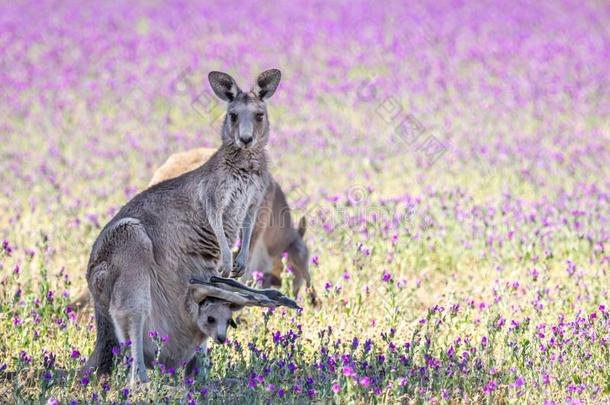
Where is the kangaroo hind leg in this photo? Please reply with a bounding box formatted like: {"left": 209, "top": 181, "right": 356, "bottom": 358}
{"left": 108, "top": 220, "right": 154, "bottom": 384}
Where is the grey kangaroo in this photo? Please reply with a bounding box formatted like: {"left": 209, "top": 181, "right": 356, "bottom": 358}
{"left": 85, "top": 69, "right": 297, "bottom": 384}
{"left": 148, "top": 147, "right": 317, "bottom": 301}
{"left": 71, "top": 152, "right": 319, "bottom": 314}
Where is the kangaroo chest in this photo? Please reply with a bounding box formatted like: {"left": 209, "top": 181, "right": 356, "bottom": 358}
{"left": 221, "top": 174, "right": 264, "bottom": 245}
{"left": 184, "top": 159, "right": 268, "bottom": 265}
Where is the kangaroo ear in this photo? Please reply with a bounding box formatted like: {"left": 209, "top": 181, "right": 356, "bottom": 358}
{"left": 208, "top": 71, "right": 240, "bottom": 102}
{"left": 297, "top": 216, "right": 307, "bottom": 237}
{"left": 188, "top": 283, "right": 209, "bottom": 305}
{"left": 253, "top": 69, "right": 281, "bottom": 100}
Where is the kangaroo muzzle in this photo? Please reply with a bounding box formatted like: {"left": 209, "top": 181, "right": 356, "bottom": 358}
{"left": 238, "top": 121, "right": 254, "bottom": 147}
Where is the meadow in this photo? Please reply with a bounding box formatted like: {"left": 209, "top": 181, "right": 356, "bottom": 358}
{"left": 0, "top": 0, "right": 608, "bottom": 403}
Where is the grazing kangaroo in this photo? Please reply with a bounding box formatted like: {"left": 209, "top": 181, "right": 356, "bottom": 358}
{"left": 149, "top": 147, "right": 318, "bottom": 303}
{"left": 249, "top": 180, "right": 315, "bottom": 301}
{"left": 85, "top": 69, "right": 297, "bottom": 384}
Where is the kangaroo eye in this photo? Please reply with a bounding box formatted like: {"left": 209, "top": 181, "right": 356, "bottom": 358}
{"left": 207, "top": 316, "right": 216, "bottom": 324}
{"left": 229, "top": 113, "right": 238, "bottom": 123}
{"left": 255, "top": 113, "right": 264, "bottom": 122}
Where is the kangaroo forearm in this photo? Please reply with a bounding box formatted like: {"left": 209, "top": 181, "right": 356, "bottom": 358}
{"left": 236, "top": 203, "right": 259, "bottom": 261}
{"left": 211, "top": 219, "right": 231, "bottom": 259}
{"left": 205, "top": 204, "right": 232, "bottom": 263}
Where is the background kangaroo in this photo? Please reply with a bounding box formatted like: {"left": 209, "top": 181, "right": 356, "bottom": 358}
{"left": 85, "top": 69, "right": 293, "bottom": 383}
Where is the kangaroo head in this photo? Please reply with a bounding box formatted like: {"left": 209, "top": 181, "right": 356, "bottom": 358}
{"left": 195, "top": 298, "right": 242, "bottom": 344}
{"left": 208, "top": 69, "right": 281, "bottom": 150}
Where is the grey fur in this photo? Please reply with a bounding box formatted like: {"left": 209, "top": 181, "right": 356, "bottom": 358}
{"left": 84, "top": 69, "right": 290, "bottom": 383}
{"left": 72, "top": 151, "right": 319, "bottom": 312}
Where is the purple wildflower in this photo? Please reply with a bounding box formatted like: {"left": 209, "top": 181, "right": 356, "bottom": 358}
{"left": 342, "top": 366, "right": 355, "bottom": 377}
{"left": 514, "top": 376, "right": 525, "bottom": 388}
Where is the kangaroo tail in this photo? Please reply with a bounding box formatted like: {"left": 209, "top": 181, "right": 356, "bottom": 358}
{"left": 85, "top": 304, "right": 118, "bottom": 376}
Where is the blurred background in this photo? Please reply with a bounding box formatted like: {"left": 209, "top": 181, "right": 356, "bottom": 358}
{"left": 0, "top": 1, "right": 609, "bottom": 402}
{"left": 1, "top": 0, "right": 608, "bottom": 294}
{"left": 2, "top": 0, "right": 609, "bottom": 291}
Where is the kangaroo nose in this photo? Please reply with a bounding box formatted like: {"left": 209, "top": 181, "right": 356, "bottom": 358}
{"left": 217, "top": 335, "right": 226, "bottom": 344}
{"left": 240, "top": 136, "right": 253, "bottom": 146}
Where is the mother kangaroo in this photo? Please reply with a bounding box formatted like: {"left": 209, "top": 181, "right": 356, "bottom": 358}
{"left": 85, "top": 69, "right": 295, "bottom": 383}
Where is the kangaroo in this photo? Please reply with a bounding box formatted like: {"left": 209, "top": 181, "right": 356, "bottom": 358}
{"left": 85, "top": 69, "right": 298, "bottom": 384}
{"left": 149, "top": 147, "right": 317, "bottom": 303}
{"left": 73, "top": 148, "right": 318, "bottom": 312}
{"left": 248, "top": 180, "right": 317, "bottom": 304}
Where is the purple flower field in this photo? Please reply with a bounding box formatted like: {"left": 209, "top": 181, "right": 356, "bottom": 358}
{"left": 0, "top": 0, "right": 608, "bottom": 403}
